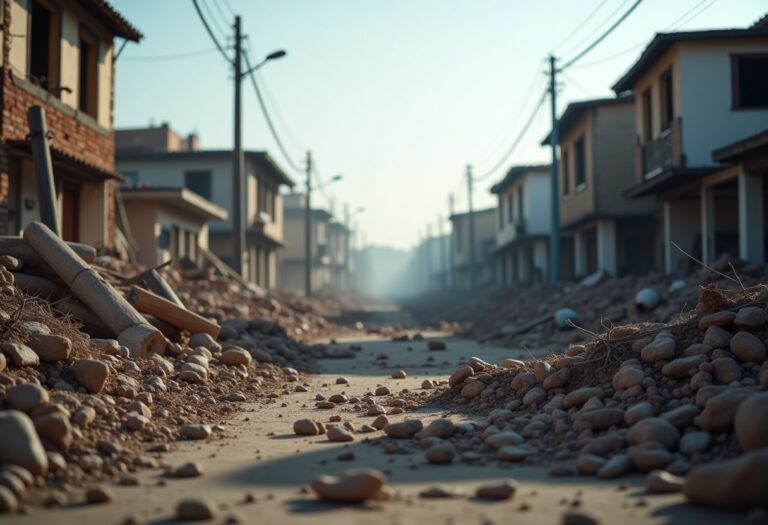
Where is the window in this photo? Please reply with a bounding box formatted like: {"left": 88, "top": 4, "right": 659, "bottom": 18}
{"left": 574, "top": 136, "right": 586, "bottom": 189}
{"left": 121, "top": 171, "right": 139, "bottom": 187}
{"left": 562, "top": 149, "right": 570, "bottom": 196}
{"left": 78, "top": 28, "right": 98, "bottom": 117}
{"left": 29, "top": 0, "right": 61, "bottom": 93}
{"left": 641, "top": 88, "right": 653, "bottom": 141}
{"left": 660, "top": 69, "right": 674, "bottom": 131}
{"left": 158, "top": 228, "right": 170, "bottom": 249}
{"left": 184, "top": 170, "right": 212, "bottom": 199}
{"left": 507, "top": 194, "right": 514, "bottom": 224}
{"left": 732, "top": 54, "right": 768, "bottom": 109}
{"left": 517, "top": 186, "right": 524, "bottom": 220}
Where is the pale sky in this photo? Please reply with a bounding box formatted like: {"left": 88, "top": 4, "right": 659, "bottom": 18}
{"left": 112, "top": 0, "right": 766, "bottom": 249}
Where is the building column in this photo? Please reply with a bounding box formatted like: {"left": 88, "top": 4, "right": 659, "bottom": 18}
{"left": 574, "top": 229, "right": 586, "bottom": 276}
{"left": 664, "top": 199, "right": 700, "bottom": 274}
{"left": 738, "top": 172, "right": 764, "bottom": 265}
{"left": 701, "top": 185, "right": 715, "bottom": 265}
{"left": 517, "top": 247, "right": 526, "bottom": 282}
{"left": 533, "top": 240, "right": 548, "bottom": 282}
{"left": 596, "top": 219, "right": 617, "bottom": 275}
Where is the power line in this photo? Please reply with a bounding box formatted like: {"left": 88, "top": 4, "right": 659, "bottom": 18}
{"left": 473, "top": 89, "right": 548, "bottom": 182}
{"left": 551, "top": 0, "right": 610, "bottom": 52}
{"left": 243, "top": 51, "right": 304, "bottom": 173}
{"left": 209, "top": 0, "right": 233, "bottom": 30}
{"left": 566, "top": 0, "right": 716, "bottom": 70}
{"left": 559, "top": 0, "right": 644, "bottom": 71}
{"left": 562, "top": 0, "right": 633, "bottom": 57}
{"left": 475, "top": 64, "right": 547, "bottom": 168}
{"left": 191, "top": 0, "right": 232, "bottom": 64}
{"left": 121, "top": 47, "right": 219, "bottom": 62}
{"left": 199, "top": 0, "right": 228, "bottom": 43}
{"left": 220, "top": 0, "right": 235, "bottom": 16}
{"left": 667, "top": 0, "right": 718, "bottom": 29}
{"left": 561, "top": 71, "right": 594, "bottom": 97}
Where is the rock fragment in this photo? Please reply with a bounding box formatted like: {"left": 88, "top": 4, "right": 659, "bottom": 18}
{"left": 310, "top": 469, "right": 386, "bottom": 502}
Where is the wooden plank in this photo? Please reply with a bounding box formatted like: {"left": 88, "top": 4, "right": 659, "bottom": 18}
{"left": 125, "top": 285, "right": 220, "bottom": 338}
{"left": 23, "top": 222, "right": 165, "bottom": 357}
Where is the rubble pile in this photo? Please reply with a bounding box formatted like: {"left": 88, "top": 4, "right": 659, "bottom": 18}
{"left": 95, "top": 257, "right": 358, "bottom": 345}
{"left": 410, "top": 258, "right": 767, "bottom": 350}
{"left": 401, "top": 282, "right": 768, "bottom": 511}
{"left": 0, "top": 222, "right": 352, "bottom": 514}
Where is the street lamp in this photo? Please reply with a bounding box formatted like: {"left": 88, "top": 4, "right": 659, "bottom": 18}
{"left": 305, "top": 171, "right": 342, "bottom": 297}
{"left": 231, "top": 31, "right": 287, "bottom": 278}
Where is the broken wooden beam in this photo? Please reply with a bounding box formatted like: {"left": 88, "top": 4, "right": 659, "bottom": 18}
{"left": 11, "top": 272, "right": 68, "bottom": 301}
{"left": 23, "top": 222, "right": 166, "bottom": 357}
{"left": 28, "top": 106, "right": 60, "bottom": 236}
{"left": 125, "top": 285, "right": 220, "bottom": 339}
{"left": 0, "top": 236, "right": 95, "bottom": 265}
{"left": 54, "top": 298, "right": 112, "bottom": 339}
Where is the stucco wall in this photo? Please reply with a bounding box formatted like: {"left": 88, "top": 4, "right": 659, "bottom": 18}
{"left": 679, "top": 40, "right": 768, "bottom": 166}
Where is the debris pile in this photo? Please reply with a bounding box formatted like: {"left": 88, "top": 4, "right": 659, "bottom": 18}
{"left": 405, "top": 282, "right": 768, "bottom": 511}
{"left": 0, "top": 222, "right": 349, "bottom": 514}
{"left": 409, "top": 259, "right": 767, "bottom": 350}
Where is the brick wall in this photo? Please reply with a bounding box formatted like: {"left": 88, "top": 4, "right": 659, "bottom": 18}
{"left": 0, "top": 0, "right": 117, "bottom": 247}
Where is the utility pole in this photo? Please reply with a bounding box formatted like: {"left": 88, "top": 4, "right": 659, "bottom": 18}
{"left": 304, "top": 150, "right": 313, "bottom": 297}
{"left": 466, "top": 165, "right": 477, "bottom": 290}
{"left": 548, "top": 54, "right": 561, "bottom": 282}
{"left": 426, "top": 224, "right": 433, "bottom": 291}
{"left": 232, "top": 16, "right": 245, "bottom": 277}
{"left": 438, "top": 214, "right": 447, "bottom": 290}
{"left": 448, "top": 193, "right": 455, "bottom": 290}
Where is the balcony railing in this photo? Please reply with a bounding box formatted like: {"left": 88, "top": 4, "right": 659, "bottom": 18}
{"left": 638, "top": 117, "right": 683, "bottom": 180}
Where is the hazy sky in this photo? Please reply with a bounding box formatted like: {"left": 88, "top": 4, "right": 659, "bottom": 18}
{"left": 112, "top": 0, "right": 766, "bottom": 249}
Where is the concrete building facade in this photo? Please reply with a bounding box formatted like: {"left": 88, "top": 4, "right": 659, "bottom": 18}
{"left": 545, "top": 96, "right": 659, "bottom": 277}
{"left": 614, "top": 23, "right": 768, "bottom": 273}
{"left": 120, "top": 187, "right": 227, "bottom": 268}
{"left": 449, "top": 207, "right": 496, "bottom": 290}
{"left": 0, "top": 0, "right": 141, "bottom": 247}
{"left": 116, "top": 133, "right": 293, "bottom": 289}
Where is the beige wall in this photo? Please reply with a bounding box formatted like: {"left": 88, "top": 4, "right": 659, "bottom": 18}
{"left": 451, "top": 208, "right": 496, "bottom": 269}
{"left": 559, "top": 112, "right": 595, "bottom": 227}
{"left": 11, "top": 0, "right": 114, "bottom": 128}
{"left": 632, "top": 45, "right": 682, "bottom": 144}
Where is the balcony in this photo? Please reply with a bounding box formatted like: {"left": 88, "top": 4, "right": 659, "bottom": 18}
{"left": 637, "top": 117, "right": 683, "bottom": 181}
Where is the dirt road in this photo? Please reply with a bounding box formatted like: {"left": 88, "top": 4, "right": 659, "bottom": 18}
{"left": 8, "top": 332, "right": 746, "bottom": 525}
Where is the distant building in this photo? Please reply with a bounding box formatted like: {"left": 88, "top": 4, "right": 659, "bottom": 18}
{"left": 614, "top": 21, "right": 768, "bottom": 273}
{"left": 543, "top": 96, "right": 658, "bottom": 277}
{"left": 120, "top": 187, "right": 227, "bottom": 267}
{"left": 0, "top": 0, "right": 141, "bottom": 246}
{"left": 115, "top": 126, "right": 293, "bottom": 289}
{"left": 449, "top": 207, "right": 496, "bottom": 290}
{"left": 328, "top": 221, "right": 351, "bottom": 290}
{"left": 490, "top": 164, "right": 563, "bottom": 284}
{"left": 280, "top": 193, "right": 336, "bottom": 294}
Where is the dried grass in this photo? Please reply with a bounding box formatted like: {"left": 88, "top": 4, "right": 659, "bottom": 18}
{"left": 0, "top": 287, "right": 92, "bottom": 358}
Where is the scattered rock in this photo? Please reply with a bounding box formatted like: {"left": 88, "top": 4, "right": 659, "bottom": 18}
{"left": 626, "top": 417, "right": 680, "bottom": 450}
{"left": 475, "top": 480, "right": 517, "bottom": 500}
{"left": 734, "top": 392, "right": 768, "bottom": 451}
{"left": 645, "top": 470, "right": 684, "bottom": 494}
{"left": 0, "top": 343, "right": 39, "bottom": 367}
{"left": 310, "top": 469, "right": 386, "bottom": 502}
{"left": 180, "top": 424, "right": 212, "bottom": 440}
{"left": 384, "top": 419, "right": 423, "bottom": 438}
{"left": 294, "top": 419, "right": 321, "bottom": 436}
{"left": 174, "top": 462, "right": 204, "bottom": 478}
{"left": 327, "top": 426, "right": 354, "bottom": 442}
{"left": 71, "top": 359, "right": 110, "bottom": 394}
{"left": 683, "top": 450, "right": 768, "bottom": 508}
{"left": 6, "top": 383, "right": 49, "bottom": 413}
{"left": 730, "top": 331, "right": 767, "bottom": 363}
{"left": 85, "top": 486, "right": 113, "bottom": 504}
{"left": 176, "top": 498, "right": 217, "bottom": 521}
{"left": 0, "top": 411, "right": 48, "bottom": 475}
{"left": 427, "top": 341, "right": 446, "bottom": 351}
{"left": 425, "top": 444, "right": 454, "bottom": 464}
{"left": 392, "top": 370, "right": 407, "bottom": 379}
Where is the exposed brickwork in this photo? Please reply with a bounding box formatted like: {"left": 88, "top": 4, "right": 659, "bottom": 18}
{"left": 0, "top": 0, "right": 118, "bottom": 247}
